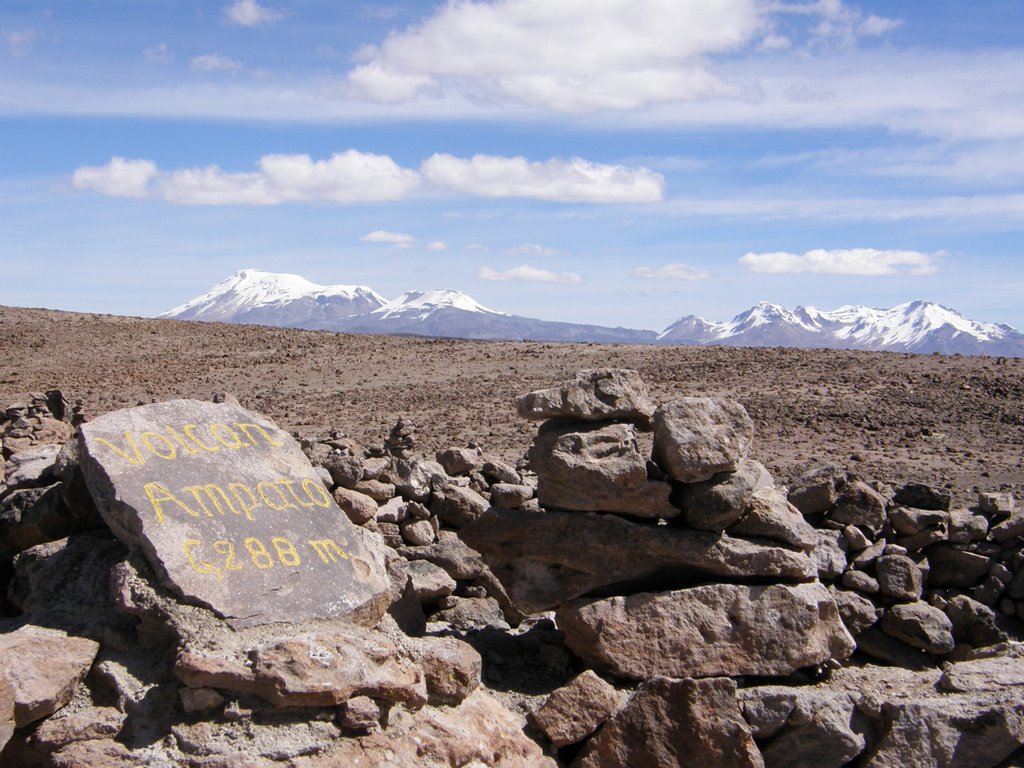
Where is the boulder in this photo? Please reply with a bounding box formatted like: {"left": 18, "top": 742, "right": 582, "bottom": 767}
{"left": 889, "top": 506, "right": 949, "bottom": 536}
{"left": 831, "top": 480, "right": 888, "bottom": 533}
{"left": 812, "top": 529, "right": 849, "bottom": 581}
{"left": 461, "top": 507, "right": 817, "bottom": 615}
{"left": 944, "top": 594, "right": 1019, "bottom": 648}
{"left": 0, "top": 625, "right": 100, "bottom": 727}
{"left": 925, "top": 544, "right": 991, "bottom": 588}
{"left": 77, "top": 400, "right": 392, "bottom": 628}
{"left": 677, "top": 459, "right": 773, "bottom": 531}
{"left": 938, "top": 653, "right": 1024, "bottom": 694}
{"left": 392, "top": 558, "right": 456, "bottom": 602}
{"left": 651, "top": 398, "right": 754, "bottom": 483}
{"left": 402, "top": 635, "right": 482, "bottom": 706}
{"left": 574, "top": 677, "right": 764, "bottom": 768}
{"left": 430, "top": 484, "right": 489, "bottom": 527}
{"left": 4, "top": 443, "right": 62, "bottom": 489}
{"left": 331, "top": 486, "right": 378, "bottom": 525}
{"left": 515, "top": 369, "right": 655, "bottom": 425}
{"left": 894, "top": 483, "right": 952, "bottom": 512}
{"left": 321, "top": 453, "right": 363, "bottom": 490}
{"left": 435, "top": 447, "right": 483, "bottom": 476}
{"left": 529, "top": 420, "right": 676, "bottom": 518}
{"left": 489, "top": 482, "right": 534, "bottom": 509}
{"left": 556, "top": 583, "right": 854, "bottom": 680}
{"left": 829, "top": 586, "right": 880, "bottom": 636}
{"left": 530, "top": 670, "right": 622, "bottom": 748}
{"left": 0, "top": 674, "right": 14, "bottom": 754}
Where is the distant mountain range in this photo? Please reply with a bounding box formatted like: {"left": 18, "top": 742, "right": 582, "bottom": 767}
{"left": 160, "top": 269, "right": 1024, "bottom": 356}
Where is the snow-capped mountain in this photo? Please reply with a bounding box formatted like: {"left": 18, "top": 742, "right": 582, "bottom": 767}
{"left": 161, "top": 271, "right": 656, "bottom": 344}
{"left": 160, "top": 272, "right": 1023, "bottom": 355}
{"left": 158, "top": 269, "right": 386, "bottom": 327}
{"left": 659, "top": 300, "right": 1024, "bottom": 356}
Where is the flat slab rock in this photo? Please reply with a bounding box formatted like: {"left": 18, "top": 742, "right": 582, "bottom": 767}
{"left": 460, "top": 507, "right": 817, "bottom": 615}
{"left": 0, "top": 624, "right": 99, "bottom": 728}
{"left": 515, "top": 368, "right": 655, "bottom": 425}
{"left": 77, "top": 399, "right": 390, "bottom": 627}
{"left": 556, "top": 582, "right": 855, "bottom": 680}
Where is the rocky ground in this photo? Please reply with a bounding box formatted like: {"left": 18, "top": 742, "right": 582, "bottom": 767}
{"left": 1, "top": 305, "right": 1022, "bottom": 505}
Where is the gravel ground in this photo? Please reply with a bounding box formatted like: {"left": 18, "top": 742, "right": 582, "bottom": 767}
{"left": 2, "top": 305, "right": 1022, "bottom": 505}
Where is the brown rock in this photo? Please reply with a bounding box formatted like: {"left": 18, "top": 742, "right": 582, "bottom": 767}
{"left": 490, "top": 482, "right": 534, "bottom": 508}
{"left": 529, "top": 420, "right": 676, "bottom": 518}
{"left": 0, "top": 625, "right": 99, "bottom": 727}
{"left": 530, "top": 670, "right": 622, "bottom": 748}
{"left": 431, "top": 596, "right": 506, "bottom": 631}
{"left": 461, "top": 507, "right": 817, "bottom": 615}
{"left": 400, "top": 517, "right": 437, "bottom": 546}
{"left": 435, "top": 447, "right": 483, "bottom": 476}
{"left": 321, "top": 453, "right": 363, "bottom": 489}
{"left": 557, "top": 583, "right": 854, "bottom": 680}
{"left": 938, "top": 653, "right": 1024, "bottom": 693}
{"left": 787, "top": 465, "right": 845, "bottom": 516}
{"left": 26, "top": 705, "right": 125, "bottom": 754}
{"left": 729, "top": 487, "right": 817, "bottom": 551}
{"left": 574, "top": 677, "right": 764, "bottom": 768}
{"left": 652, "top": 397, "right": 755, "bottom": 483}
{"left": 403, "top": 635, "right": 482, "bottom": 706}
{"left": 430, "top": 484, "right": 489, "bottom": 527}
{"left": 341, "top": 695, "right": 383, "bottom": 731}
{"left": 875, "top": 554, "right": 925, "bottom": 601}
{"left": 677, "top": 459, "right": 774, "bottom": 531}
{"left": 831, "top": 480, "right": 888, "bottom": 532}
{"left": 331, "top": 485, "right": 378, "bottom": 525}
{"left": 515, "top": 369, "right": 655, "bottom": 425}
{"left": 0, "top": 674, "right": 14, "bottom": 754}
{"left": 925, "top": 543, "right": 991, "bottom": 588}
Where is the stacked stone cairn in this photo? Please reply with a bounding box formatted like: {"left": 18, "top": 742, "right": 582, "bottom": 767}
{"left": 1, "top": 372, "right": 1024, "bottom": 767}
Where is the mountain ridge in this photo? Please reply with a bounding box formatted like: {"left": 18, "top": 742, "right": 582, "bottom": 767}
{"left": 159, "top": 269, "right": 1024, "bottom": 356}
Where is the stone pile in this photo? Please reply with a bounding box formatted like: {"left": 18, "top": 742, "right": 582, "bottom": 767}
{"left": 1, "top": 371, "right": 1023, "bottom": 767}
{"left": 458, "top": 369, "right": 1024, "bottom": 767}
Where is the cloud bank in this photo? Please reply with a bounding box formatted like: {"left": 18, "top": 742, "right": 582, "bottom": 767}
{"left": 71, "top": 152, "right": 662, "bottom": 205}
{"left": 739, "top": 248, "right": 939, "bottom": 275}
{"left": 632, "top": 263, "right": 711, "bottom": 280}
{"left": 421, "top": 154, "right": 664, "bottom": 203}
{"left": 478, "top": 265, "right": 583, "bottom": 284}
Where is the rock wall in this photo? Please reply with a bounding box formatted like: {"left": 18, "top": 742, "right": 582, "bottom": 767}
{"left": 1, "top": 372, "right": 1023, "bottom": 767}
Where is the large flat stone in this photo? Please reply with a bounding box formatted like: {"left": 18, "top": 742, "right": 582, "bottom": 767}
{"left": 78, "top": 400, "right": 390, "bottom": 627}
{"left": 0, "top": 625, "right": 99, "bottom": 727}
{"left": 557, "top": 582, "right": 855, "bottom": 680}
{"left": 515, "top": 369, "right": 655, "bottom": 425}
{"left": 460, "top": 507, "right": 817, "bottom": 615}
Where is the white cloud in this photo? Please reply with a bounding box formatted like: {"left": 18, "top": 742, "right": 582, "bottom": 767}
{"left": 225, "top": 0, "right": 285, "bottom": 27}
{"left": 770, "top": 1, "right": 901, "bottom": 49}
{"left": 347, "top": 0, "right": 765, "bottom": 112}
{"left": 505, "top": 243, "right": 563, "bottom": 257}
{"left": 191, "top": 53, "right": 244, "bottom": 74}
{"left": 73, "top": 152, "right": 420, "bottom": 205}
{"left": 362, "top": 230, "right": 416, "bottom": 244}
{"left": 739, "top": 248, "right": 939, "bottom": 276}
{"left": 144, "top": 43, "right": 173, "bottom": 65}
{"left": 422, "top": 154, "right": 664, "bottom": 203}
{"left": 71, "top": 157, "right": 158, "bottom": 199}
{"left": 479, "top": 265, "right": 583, "bottom": 284}
{"left": 632, "top": 263, "right": 711, "bottom": 280}
{"left": 426, "top": 241, "right": 448, "bottom": 251}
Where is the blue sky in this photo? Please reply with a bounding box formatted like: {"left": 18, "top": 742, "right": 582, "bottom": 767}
{"left": 2, "top": 0, "right": 1023, "bottom": 331}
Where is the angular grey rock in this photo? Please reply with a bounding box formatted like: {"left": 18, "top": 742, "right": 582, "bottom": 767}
{"left": 889, "top": 506, "right": 949, "bottom": 536}
{"left": 481, "top": 458, "right": 520, "bottom": 485}
{"left": 434, "top": 447, "right": 482, "bottom": 477}
{"left": 4, "top": 443, "right": 62, "bottom": 490}
{"left": 855, "top": 627, "right": 934, "bottom": 669}
{"left": 530, "top": 670, "right": 622, "bottom": 748}
{"left": 831, "top": 480, "right": 888, "bottom": 532}
{"left": 652, "top": 397, "right": 754, "bottom": 483}
{"left": 321, "top": 453, "right": 363, "bottom": 490}
{"left": 430, "top": 484, "right": 489, "bottom": 527}
{"left": 400, "top": 517, "right": 437, "bottom": 547}
{"left": 574, "top": 677, "right": 764, "bottom": 768}
{"left": 0, "top": 675, "right": 13, "bottom": 754}
{"left": 842, "top": 569, "right": 880, "bottom": 595}
{"left": 677, "top": 459, "right": 773, "bottom": 531}
{"left": 862, "top": 695, "right": 1024, "bottom": 768}
{"left": 489, "top": 482, "right": 534, "bottom": 509}
{"left": 77, "top": 399, "right": 391, "bottom": 627}
{"left": 944, "top": 594, "right": 1018, "bottom": 647}
{"left": 386, "top": 458, "right": 445, "bottom": 503}
{"left": 394, "top": 558, "right": 456, "bottom": 602}
{"left": 881, "top": 602, "right": 955, "bottom": 655}
{"left": 529, "top": 421, "right": 676, "bottom": 518}
{"left": 925, "top": 544, "right": 991, "bottom": 588}
{"left": 978, "top": 491, "right": 1015, "bottom": 515}
{"left": 938, "top": 651, "right": 1024, "bottom": 693}
{"left": 991, "top": 512, "right": 1024, "bottom": 544}
{"left": 876, "top": 554, "right": 925, "bottom": 601}
{"left": 740, "top": 687, "right": 869, "bottom": 768}
{"left": 830, "top": 586, "right": 880, "bottom": 636}
{"left": 515, "top": 369, "right": 655, "bottom": 425}
{"left": 787, "top": 465, "right": 845, "bottom": 516}
{"left": 461, "top": 507, "right": 817, "bottom": 615}
{"left": 812, "top": 529, "right": 850, "bottom": 581}
{"left": 430, "top": 596, "right": 506, "bottom": 631}
{"left": 729, "top": 487, "right": 817, "bottom": 551}
{"left": 894, "top": 483, "right": 952, "bottom": 512}
{"left": 0, "top": 625, "right": 100, "bottom": 727}
{"left": 557, "top": 583, "right": 855, "bottom": 680}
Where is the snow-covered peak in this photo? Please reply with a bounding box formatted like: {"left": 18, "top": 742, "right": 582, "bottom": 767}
{"left": 160, "top": 269, "right": 386, "bottom": 320}
{"left": 374, "top": 289, "right": 504, "bottom": 320}
{"left": 725, "top": 301, "right": 819, "bottom": 334}
{"left": 827, "top": 300, "right": 1009, "bottom": 346}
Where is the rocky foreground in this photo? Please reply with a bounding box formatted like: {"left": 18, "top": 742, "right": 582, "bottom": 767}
{"left": 1, "top": 369, "right": 1023, "bottom": 766}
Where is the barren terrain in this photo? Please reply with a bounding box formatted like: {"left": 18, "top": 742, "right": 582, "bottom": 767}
{"left": 2, "top": 305, "right": 1022, "bottom": 505}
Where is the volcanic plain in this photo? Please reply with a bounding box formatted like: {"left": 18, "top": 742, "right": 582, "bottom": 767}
{"left": 2, "top": 305, "right": 1022, "bottom": 505}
